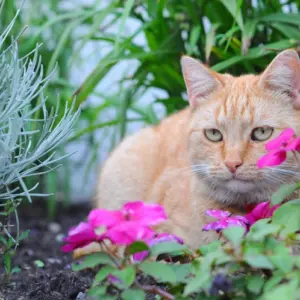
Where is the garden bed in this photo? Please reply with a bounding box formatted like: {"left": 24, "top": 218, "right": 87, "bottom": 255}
{"left": 0, "top": 201, "right": 95, "bottom": 300}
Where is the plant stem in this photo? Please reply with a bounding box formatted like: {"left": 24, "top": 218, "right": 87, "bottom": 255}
{"left": 134, "top": 279, "right": 175, "bottom": 300}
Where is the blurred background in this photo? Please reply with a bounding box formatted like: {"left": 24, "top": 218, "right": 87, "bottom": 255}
{"left": 2, "top": 0, "right": 300, "bottom": 216}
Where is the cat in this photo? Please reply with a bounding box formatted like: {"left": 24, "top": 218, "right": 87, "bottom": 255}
{"left": 94, "top": 50, "right": 300, "bottom": 249}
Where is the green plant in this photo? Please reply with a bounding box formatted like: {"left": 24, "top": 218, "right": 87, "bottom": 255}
{"left": 68, "top": 184, "right": 300, "bottom": 300}
{"left": 0, "top": 13, "right": 79, "bottom": 278}
{"left": 2, "top": 1, "right": 300, "bottom": 213}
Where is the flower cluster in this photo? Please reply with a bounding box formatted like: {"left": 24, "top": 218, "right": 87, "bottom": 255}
{"left": 62, "top": 201, "right": 182, "bottom": 259}
{"left": 202, "top": 201, "right": 280, "bottom": 233}
{"left": 257, "top": 128, "right": 300, "bottom": 168}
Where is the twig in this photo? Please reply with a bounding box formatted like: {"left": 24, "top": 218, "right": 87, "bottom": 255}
{"left": 134, "top": 279, "right": 175, "bottom": 300}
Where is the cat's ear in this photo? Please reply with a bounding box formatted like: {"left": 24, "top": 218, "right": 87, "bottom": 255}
{"left": 259, "top": 49, "right": 300, "bottom": 109}
{"left": 181, "top": 56, "right": 221, "bottom": 106}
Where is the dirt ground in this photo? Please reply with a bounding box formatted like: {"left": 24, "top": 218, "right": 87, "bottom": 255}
{"left": 0, "top": 201, "right": 97, "bottom": 300}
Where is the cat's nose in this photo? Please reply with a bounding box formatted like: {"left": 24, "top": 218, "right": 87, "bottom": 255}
{"left": 225, "top": 160, "right": 243, "bottom": 173}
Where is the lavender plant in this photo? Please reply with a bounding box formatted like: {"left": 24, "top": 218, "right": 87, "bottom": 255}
{"left": 0, "top": 14, "right": 79, "bottom": 275}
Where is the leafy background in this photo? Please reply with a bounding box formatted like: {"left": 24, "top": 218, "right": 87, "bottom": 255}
{"left": 2, "top": 0, "right": 300, "bottom": 215}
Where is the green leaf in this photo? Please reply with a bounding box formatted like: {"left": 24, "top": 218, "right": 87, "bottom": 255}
{"left": 244, "top": 254, "right": 274, "bottom": 270}
{"left": 199, "top": 241, "right": 221, "bottom": 256}
{"left": 121, "top": 288, "right": 145, "bottom": 300}
{"left": 271, "top": 183, "right": 300, "bottom": 205}
{"left": 150, "top": 241, "right": 187, "bottom": 257}
{"left": 247, "top": 221, "right": 280, "bottom": 241}
{"left": 263, "top": 280, "right": 298, "bottom": 300}
{"left": 272, "top": 199, "right": 300, "bottom": 233}
{"left": 170, "top": 263, "right": 193, "bottom": 283}
{"left": 223, "top": 226, "right": 245, "bottom": 248}
{"left": 263, "top": 274, "right": 283, "bottom": 292}
{"left": 220, "top": 0, "right": 244, "bottom": 30}
{"left": 88, "top": 286, "right": 107, "bottom": 297}
{"left": 247, "top": 275, "right": 264, "bottom": 295}
{"left": 188, "top": 25, "right": 201, "bottom": 55}
{"left": 34, "top": 260, "right": 45, "bottom": 268}
{"left": 17, "top": 229, "right": 30, "bottom": 242}
{"left": 94, "top": 266, "right": 115, "bottom": 284}
{"left": 269, "top": 255, "right": 293, "bottom": 274}
{"left": 72, "top": 253, "right": 116, "bottom": 271}
{"left": 126, "top": 241, "right": 149, "bottom": 256}
{"left": 111, "top": 266, "right": 136, "bottom": 288}
{"left": 183, "top": 273, "right": 211, "bottom": 296}
{"left": 260, "top": 13, "right": 300, "bottom": 26}
{"left": 139, "top": 261, "right": 177, "bottom": 283}
{"left": 205, "top": 23, "right": 220, "bottom": 63}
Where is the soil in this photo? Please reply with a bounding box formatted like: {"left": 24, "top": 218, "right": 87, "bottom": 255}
{"left": 0, "top": 201, "right": 96, "bottom": 300}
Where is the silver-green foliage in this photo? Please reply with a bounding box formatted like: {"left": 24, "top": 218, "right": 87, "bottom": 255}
{"left": 0, "top": 16, "right": 79, "bottom": 205}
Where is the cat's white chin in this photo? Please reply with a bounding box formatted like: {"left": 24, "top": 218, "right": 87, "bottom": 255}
{"left": 225, "top": 179, "right": 256, "bottom": 193}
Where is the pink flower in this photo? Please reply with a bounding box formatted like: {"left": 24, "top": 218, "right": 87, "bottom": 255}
{"left": 202, "top": 210, "right": 249, "bottom": 233}
{"left": 245, "top": 201, "right": 280, "bottom": 225}
{"left": 88, "top": 201, "right": 167, "bottom": 229}
{"left": 257, "top": 149, "right": 287, "bottom": 168}
{"left": 257, "top": 128, "right": 299, "bottom": 168}
{"left": 61, "top": 222, "right": 102, "bottom": 253}
{"left": 106, "top": 221, "right": 155, "bottom": 246}
{"left": 133, "top": 233, "right": 184, "bottom": 262}
{"left": 265, "top": 128, "right": 295, "bottom": 151}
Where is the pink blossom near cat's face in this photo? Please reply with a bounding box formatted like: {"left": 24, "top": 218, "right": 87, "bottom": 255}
{"left": 182, "top": 50, "right": 300, "bottom": 205}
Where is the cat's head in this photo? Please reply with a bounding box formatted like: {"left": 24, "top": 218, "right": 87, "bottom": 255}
{"left": 181, "top": 50, "right": 300, "bottom": 206}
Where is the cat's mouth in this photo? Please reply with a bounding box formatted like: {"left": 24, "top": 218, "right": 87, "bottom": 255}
{"left": 224, "top": 178, "right": 256, "bottom": 193}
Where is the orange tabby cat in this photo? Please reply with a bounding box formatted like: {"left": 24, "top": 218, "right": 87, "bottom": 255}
{"left": 95, "top": 50, "right": 300, "bottom": 249}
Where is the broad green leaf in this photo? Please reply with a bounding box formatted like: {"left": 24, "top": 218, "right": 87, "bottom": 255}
{"left": 72, "top": 253, "right": 116, "bottom": 271}
{"left": 223, "top": 226, "right": 245, "bottom": 248}
{"left": 263, "top": 275, "right": 283, "bottom": 292}
{"left": 183, "top": 273, "right": 211, "bottom": 296}
{"left": 150, "top": 241, "right": 187, "bottom": 257}
{"left": 111, "top": 266, "right": 136, "bottom": 288}
{"left": 269, "top": 255, "right": 293, "bottom": 274}
{"left": 244, "top": 254, "right": 274, "bottom": 270}
{"left": 121, "top": 288, "right": 145, "bottom": 300}
{"left": 88, "top": 286, "right": 107, "bottom": 297}
{"left": 263, "top": 280, "right": 298, "bottom": 300}
{"left": 247, "top": 275, "right": 264, "bottom": 294}
{"left": 199, "top": 240, "right": 221, "bottom": 256}
{"left": 171, "top": 263, "right": 193, "bottom": 283}
{"left": 273, "top": 199, "right": 300, "bottom": 233}
{"left": 247, "top": 221, "right": 280, "bottom": 241}
{"left": 94, "top": 266, "right": 115, "bottom": 284}
{"left": 126, "top": 241, "right": 149, "bottom": 256}
{"left": 271, "top": 183, "right": 300, "bottom": 205}
{"left": 139, "top": 261, "right": 177, "bottom": 283}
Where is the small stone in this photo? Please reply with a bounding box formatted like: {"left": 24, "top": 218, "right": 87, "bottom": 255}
{"left": 47, "top": 257, "right": 62, "bottom": 264}
{"left": 48, "top": 222, "right": 61, "bottom": 233}
{"left": 56, "top": 233, "right": 65, "bottom": 243}
{"left": 76, "top": 292, "right": 86, "bottom": 300}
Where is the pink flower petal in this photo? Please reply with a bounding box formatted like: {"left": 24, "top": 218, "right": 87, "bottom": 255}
{"left": 88, "top": 209, "right": 123, "bottom": 228}
{"left": 61, "top": 222, "right": 98, "bottom": 253}
{"left": 265, "top": 128, "right": 295, "bottom": 151}
{"left": 122, "top": 201, "right": 167, "bottom": 226}
{"left": 245, "top": 201, "right": 280, "bottom": 225}
{"left": 107, "top": 221, "right": 155, "bottom": 246}
{"left": 286, "top": 137, "right": 300, "bottom": 151}
{"left": 257, "top": 150, "right": 287, "bottom": 168}
{"left": 205, "top": 210, "right": 231, "bottom": 219}
{"left": 133, "top": 233, "right": 183, "bottom": 262}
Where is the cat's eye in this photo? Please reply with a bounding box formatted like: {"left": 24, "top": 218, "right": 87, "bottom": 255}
{"left": 251, "top": 127, "right": 273, "bottom": 141}
{"left": 204, "top": 129, "right": 223, "bottom": 142}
